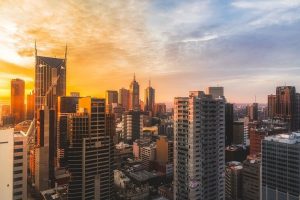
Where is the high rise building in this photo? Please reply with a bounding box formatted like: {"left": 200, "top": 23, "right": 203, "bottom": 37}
{"left": 225, "top": 103, "right": 234, "bottom": 146}
{"left": 106, "top": 90, "right": 118, "bottom": 105}
{"left": 154, "top": 103, "right": 167, "bottom": 117}
{"left": 119, "top": 88, "right": 129, "bottom": 111}
{"left": 233, "top": 121, "right": 244, "bottom": 144}
{"left": 275, "top": 86, "right": 299, "bottom": 131}
{"left": 242, "top": 155, "right": 261, "bottom": 200}
{"left": 67, "top": 97, "right": 114, "bottom": 200}
{"left": 0, "top": 129, "right": 14, "bottom": 200}
{"left": 144, "top": 80, "right": 155, "bottom": 115}
{"left": 122, "top": 110, "right": 143, "bottom": 144}
{"left": 225, "top": 161, "right": 243, "bottom": 200}
{"left": 0, "top": 128, "right": 28, "bottom": 200}
{"left": 129, "top": 74, "right": 140, "bottom": 111}
{"left": 247, "top": 103, "right": 258, "bottom": 121}
{"left": 57, "top": 96, "right": 79, "bottom": 168}
{"left": 262, "top": 133, "right": 300, "bottom": 200}
{"left": 11, "top": 78, "right": 25, "bottom": 124}
{"left": 267, "top": 95, "right": 276, "bottom": 118}
{"left": 27, "top": 90, "right": 34, "bottom": 120}
{"left": 174, "top": 91, "right": 225, "bottom": 200}
{"left": 207, "top": 86, "right": 224, "bottom": 99}
{"left": 35, "top": 108, "right": 56, "bottom": 191}
{"left": 13, "top": 131, "right": 28, "bottom": 200}
{"left": 34, "top": 44, "right": 67, "bottom": 191}
{"left": 35, "top": 45, "right": 67, "bottom": 113}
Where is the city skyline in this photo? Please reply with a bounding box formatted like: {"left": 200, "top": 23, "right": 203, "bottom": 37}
{"left": 1, "top": 1, "right": 300, "bottom": 104}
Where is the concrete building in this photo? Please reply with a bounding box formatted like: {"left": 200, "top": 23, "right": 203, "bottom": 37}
{"left": 275, "top": 86, "right": 299, "bottom": 131}
{"left": 57, "top": 96, "right": 79, "bottom": 168}
{"left": 0, "top": 129, "right": 14, "bottom": 200}
{"left": 27, "top": 91, "right": 34, "bottom": 120}
{"left": 141, "top": 144, "right": 156, "bottom": 170}
{"left": 233, "top": 121, "right": 244, "bottom": 144}
{"left": 267, "top": 95, "right": 276, "bottom": 119}
{"left": 129, "top": 74, "right": 140, "bottom": 111}
{"left": 225, "top": 161, "right": 243, "bottom": 200}
{"left": 156, "top": 136, "right": 173, "bottom": 164}
{"left": 0, "top": 128, "right": 28, "bottom": 200}
{"left": 249, "top": 125, "right": 286, "bottom": 155}
{"left": 154, "top": 103, "right": 167, "bottom": 117}
{"left": 35, "top": 108, "right": 56, "bottom": 192}
{"left": 174, "top": 91, "right": 225, "bottom": 200}
{"left": 262, "top": 133, "right": 300, "bottom": 200}
{"left": 11, "top": 78, "right": 25, "bottom": 124}
{"left": 67, "top": 97, "right": 114, "bottom": 200}
{"left": 119, "top": 88, "right": 130, "bottom": 111}
{"left": 247, "top": 103, "right": 258, "bottom": 122}
{"left": 242, "top": 155, "right": 261, "bottom": 200}
{"left": 225, "top": 145, "right": 248, "bottom": 163}
{"left": 207, "top": 86, "right": 224, "bottom": 99}
{"left": 144, "top": 80, "right": 155, "bottom": 116}
{"left": 105, "top": 90, "right": 118, "bottom": 113}
{"left": 225, "top": 103, "right": 234, "bottom": 146}
{"left": 122, "top": 110, "right": 143, "bottom": 144}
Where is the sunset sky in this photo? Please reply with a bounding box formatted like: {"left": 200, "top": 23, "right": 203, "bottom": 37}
{"left": 1, "top": 0, "right": 300, "bottom": 105}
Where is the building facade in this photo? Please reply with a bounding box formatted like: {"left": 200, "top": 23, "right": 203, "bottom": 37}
{"left": 174, "top": 91, "right": 225, "bottom": 200}
{"left": 11, "top": 79, "right": 25, "bottom": 124}
{"left": 129, "top": 74, "right": 140, "bottom": 111}
{"left": 262, "top": 133, "right": 300, "bottom": 200}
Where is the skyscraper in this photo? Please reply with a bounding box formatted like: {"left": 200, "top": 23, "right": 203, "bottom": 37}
{"left": 57, "top": 96, "right": 79, "bottom": 168}
{"left": 225, "top": 103, "right": 234, "bottom": 146}
{"left": 11, "top": 78, "right": 25, "bottom": 124}
{"left": 27, "top": 90, "right": 34, "bottom": 120}
{"left": 129, "top": 74, "right": 140, "bottom": 111}
{"left": 247, "top": 103, "right": 258, "bottom": 121}
{"left": 67, "top": 97, "right": 114, "bottom": 200}
{"left": 267, "top": 94, "right": 276, "bottom": 119}
{"left": 174, "top": 91, "right": 225, "bottom": 200}
{"left": 262, "top": 133, "right": 300, "bottom": 200}
{"left": 106, "top": 90, "right": 118, "bottom": 105}
{"left": 144, "top": 80, "right": 155, "bottom": 115}
{"left": 119, "top": 88, "right": 129, "bottom": 111}
{"left": 35, "top": 44, "right": 67, "bottom": 113}
{"left": 34, "top": 44, "right": 67, "bottom": 192}
{"left": 105, "top": 90, "right": 118, "bottom": 113}
{"left": 275, "top": 86, "right": 299, "bottom": 131}
{"left": 0, "top": 128, "right": 28, "bottom": 200}
{"left": 35, "top": 108, "right": 56, "bottom": 191}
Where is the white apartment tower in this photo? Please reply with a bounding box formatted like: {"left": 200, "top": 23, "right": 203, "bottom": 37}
{"left": 174, "top": 91, "right": 225, "bottom": 200}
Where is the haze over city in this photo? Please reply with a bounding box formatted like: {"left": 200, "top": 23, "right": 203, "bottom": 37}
{"left": 1, "top": 0, "right": 300, "bottom": 104}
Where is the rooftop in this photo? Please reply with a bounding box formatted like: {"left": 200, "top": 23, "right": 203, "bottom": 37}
{"left": 264, "top": 132, "right": 300, "bottom": 144}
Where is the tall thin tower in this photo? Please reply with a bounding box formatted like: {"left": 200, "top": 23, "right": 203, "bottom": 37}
{"left": 174, "top": 91, "right": 225, "bottom": 200}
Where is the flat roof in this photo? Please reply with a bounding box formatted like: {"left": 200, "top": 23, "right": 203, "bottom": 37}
{"left": 264, "top": 132, "right": 300, "bottom": 144}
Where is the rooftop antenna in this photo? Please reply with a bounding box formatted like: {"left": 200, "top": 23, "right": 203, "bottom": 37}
{"left": 64, "top": 43, "right": 67, "bottom": 61}
{"left": 255, "top": 95, "right": 256, "bottom": 103}
{"left": 34, "top": 40, "right": 37, "bottom": 57}
{"left": 133, "top": 73, "right": 136, "bottom": 81}
{"left": 149, "top": 78, "right": 151, "bottom": 88}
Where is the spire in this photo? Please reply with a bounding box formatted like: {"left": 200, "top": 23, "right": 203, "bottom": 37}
{"left": 34, "top": 40, "right": 37, "bottom": 57}
{"left": 149, "top": 79, "right": 151, "bottom": 88}
{"left": 64, "top": 43, "right": 68, "bottom": 60}
{"left": 133, "top": 73, "right": 136, "bottom": 81}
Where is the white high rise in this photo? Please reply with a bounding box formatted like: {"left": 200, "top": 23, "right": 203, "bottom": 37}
{"left": 0, "top": 128, "right": 27, "bottom": 200}
{"left": 174, "top": 91, "right": 225, "bottom": 200}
